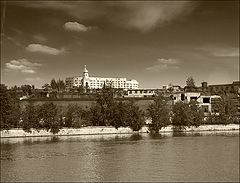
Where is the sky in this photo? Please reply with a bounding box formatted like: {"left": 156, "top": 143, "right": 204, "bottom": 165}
{"left": 1, "top": 1, "right": 239, "bottom": 88}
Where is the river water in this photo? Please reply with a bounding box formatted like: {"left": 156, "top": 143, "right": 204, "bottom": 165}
{"left": 1, "top": 131, "right": 239, "bottom": 182}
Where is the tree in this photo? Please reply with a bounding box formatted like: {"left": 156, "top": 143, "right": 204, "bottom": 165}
{"left": 0, "top": 84, "right": 21, "bottom": 130}
{"left": 57, "top": 79, "right": 65, "bottom": 92}
{"left": 38, "top": 102, "right": 62, "bottom": 134}
{"left": 188, "top": 100, "right": 204, "bottom": 127}
{"left": 21, "top": 103, "right": 41, "bottom": 132}
{"left": 186, "top": 76, "right": 196, "bottom": 88}
{"left": 125, "top": 101, "right": 145, "bottom": 131}
{"left": 50, "top": 79, "right": 57, "bottom": 90}
{"left": 147, "top": 93, "right": 171, "bottom": 134}
{"left": 172, "top": 101, "right": 192, "bottom": 130}
{"left": 64, "top": 104, "right": 87, "bottom": 128}
{"left": 211, "top": 95, "right": 238, "bottom": 124}
{"left": 20, "top": 85, "right": 32, "bottom": 96}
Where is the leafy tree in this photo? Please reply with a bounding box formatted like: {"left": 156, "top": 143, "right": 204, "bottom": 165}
{"left": 0, "top": 84, "right": 20, "bottom": 130}
{"left": 64, "top": 104, "right": 87, "bottom": 128}
{"left": 57, "top": 79, "right": 65, "bottom": 92}
{"left": 147, "top": 93, "right": 171, "bottom": 134}
{"left": 125, "top": 101, "right": 145, "bottom": 131}
{"left": 211, "top": 95, "right": 238, "bottom": 124}
{"left": 186, "top": 76, "right": 196, "bottom": 87}
{"left": 88, "top": 103, "right": 105, "bottom": 126}
{"left": 94, "top": 85, "right": 116, "bottom": 126}
{"left": 172, "top": 101, "right": 192, "bottom": 130}
{"left": 188, "top": 100, "right": 204, "bottom": 127}
{"left": 50, "top": 79, "right": 57, "bottom": 90}
{"left": 38, "top": 102, "right": 62, "bottom": 134}
{"left": 20, "top": 85, "right": 32, "bottom": 96}
{"left": 21, "top": 103, "right": 41, "bottom": 132}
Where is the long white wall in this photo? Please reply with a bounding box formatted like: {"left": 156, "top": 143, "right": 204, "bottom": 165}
{"left": 1, "top": 124, "right": 239, "bottom": 138}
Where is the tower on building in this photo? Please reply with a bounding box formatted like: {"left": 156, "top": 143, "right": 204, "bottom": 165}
{"left": 82, "top": 65, "right": 90, "bottom": 88}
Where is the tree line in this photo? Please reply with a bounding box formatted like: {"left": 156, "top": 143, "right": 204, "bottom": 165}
{"left": 1, "top": 84, "right": 239, "bottom": 134}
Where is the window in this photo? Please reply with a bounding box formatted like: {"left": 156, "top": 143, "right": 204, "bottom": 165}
{"left": 190, "top": 97, "right": 197, "bottom": 100}
{"left": 203, "top": 98, "right": 210, "bottom": 103}
{"left": 181, "top": 94, "right": 185, "bottom": 101}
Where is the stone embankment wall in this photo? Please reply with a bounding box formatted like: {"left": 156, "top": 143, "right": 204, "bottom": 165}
{"left": 1, "top": 124, "right": 239, "bottom": 138}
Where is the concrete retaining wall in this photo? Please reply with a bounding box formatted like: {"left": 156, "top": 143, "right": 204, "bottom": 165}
{"left": 1, "top": 124, "right": 239, "bottom": 138}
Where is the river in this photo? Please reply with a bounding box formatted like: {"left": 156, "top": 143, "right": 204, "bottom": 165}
{"left": 1, "top": 131, "right": 239, "bottom": 182}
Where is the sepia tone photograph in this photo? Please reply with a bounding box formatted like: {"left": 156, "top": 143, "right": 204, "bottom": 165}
{"left": 0, "top": 0, "right": 239, "bottom": 182}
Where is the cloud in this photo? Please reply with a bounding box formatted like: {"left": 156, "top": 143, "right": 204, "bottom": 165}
{"left": 1, "top": 34, "right": 22, "bottom": 46}
{"left": 195, "top": 46, "right": 239, "bottom": 57}
{"left": 15, "top": 1, "right": 198, "bottom": 32}
{"left": 25, "top": 77, "right": 43, "bottom": 82}
{"left": 32, "top": 35, "right": 47, "bottom": 43}
{"left": 26, "top": 44, "right": 64, "bottom": 55}
{"left": 115, "top": 1, "right": 198, "bottom": 32}
{"left": 5, "top": 58, "right": 41, "bottom": 73}
{"left": 146, "top": 58, "right": 180, "bottom": 71}
{"left": 64, "top": 22, "right": 92, "bottom": 32}
{"left": 211, "top": 48, "right": 239, "bottom": 57}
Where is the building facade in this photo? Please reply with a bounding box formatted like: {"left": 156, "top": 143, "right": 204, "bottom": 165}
{"left": 66, "top": 65, "right": 139, "bottom": 90}
{"left": 171, "top": 92, "right": 221, "bottom": 115}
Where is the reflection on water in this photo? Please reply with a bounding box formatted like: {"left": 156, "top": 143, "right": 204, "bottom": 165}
{"left": 1, "top": 131, "right": 239, "bottom": 182}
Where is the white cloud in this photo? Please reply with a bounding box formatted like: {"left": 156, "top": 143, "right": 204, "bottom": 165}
{"left": 195, "top": 46, "right": 239, "bottom": 57}
{"left": 64, "top": 22, "right": 91, "bottom": 32}
{"left": 5, "top": 58, "right": 41, "bottom": 74}
{"left": 146, "top": 58, "right": 180, "bottom": 71}
{"left": 26, "top": 44, "right": 64, "bottom": 55}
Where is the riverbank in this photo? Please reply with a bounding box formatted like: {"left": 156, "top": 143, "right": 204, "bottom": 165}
{"left": 1, "top": 124, "right": 239, "bottom": 138}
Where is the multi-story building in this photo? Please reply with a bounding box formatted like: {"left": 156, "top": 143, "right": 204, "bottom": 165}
{"left": 66, "top": 65, "right": 139, "bottom": 90}
{"left": 171, "top": 92, "right": 221, "bottom": 115}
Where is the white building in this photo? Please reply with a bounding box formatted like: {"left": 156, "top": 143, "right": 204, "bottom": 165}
{"left": 66, "top": 65, "right": 139, "bottom": 90}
